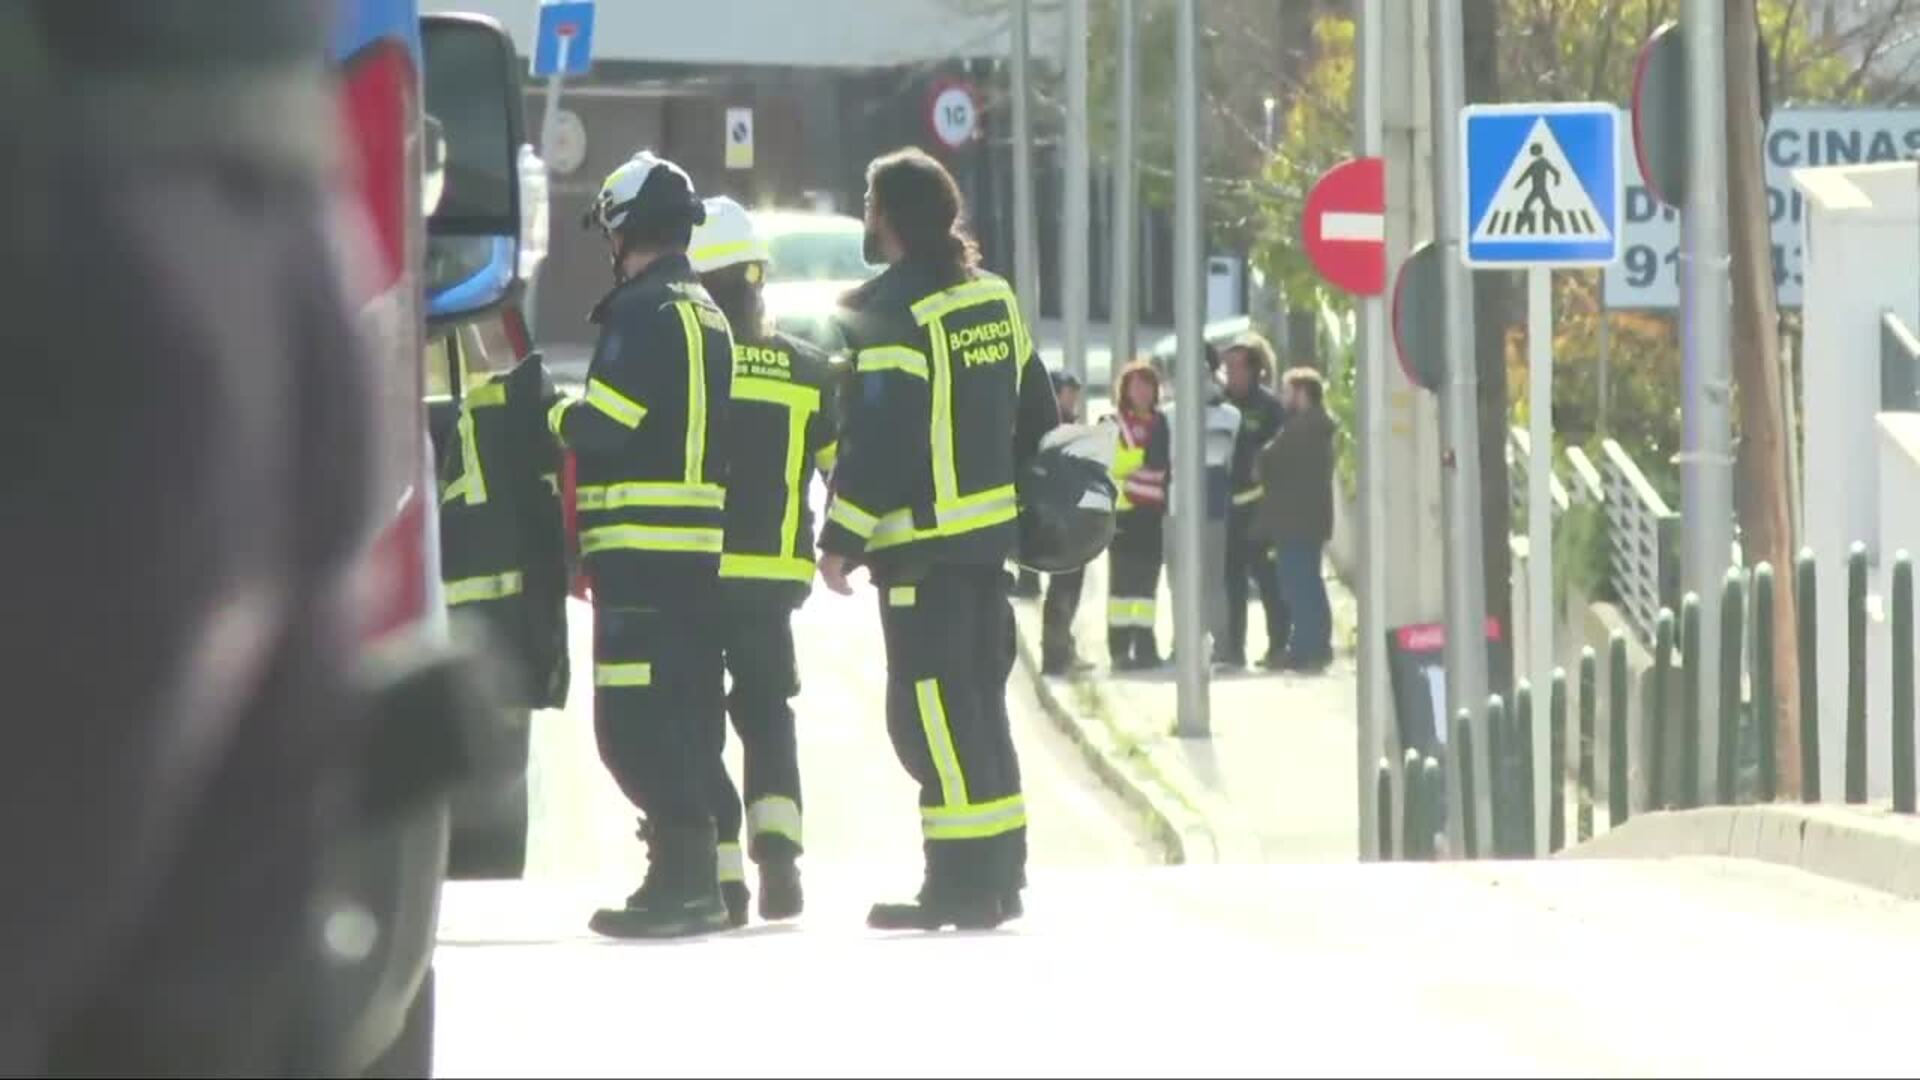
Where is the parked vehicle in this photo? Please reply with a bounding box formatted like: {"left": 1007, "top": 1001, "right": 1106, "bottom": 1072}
{"left": 323, "top": 6, "right": 543, "bottom": 1074}
{"left": 756, "top": 209, "right": 877, "bottom": 352}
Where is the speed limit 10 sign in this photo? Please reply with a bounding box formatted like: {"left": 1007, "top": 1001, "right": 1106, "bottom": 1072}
{"left": 927, "top": 80, "right": 981, "bottom": 151}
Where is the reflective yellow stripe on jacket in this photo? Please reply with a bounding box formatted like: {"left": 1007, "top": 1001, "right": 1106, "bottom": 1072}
{"left": 721, "top": 373, "right": 821, "bottom": 584}
{"left": 575, "top": 482, "right": 725, "bottom": 510}
{"left": 1112, "top": 441, "right": 1147, "bottom": 512}
{"left": 446, "top": 570, "right": 524, "bottom": 607}
{"left": 580, "top": 525, "right": 724, "bottom": 555}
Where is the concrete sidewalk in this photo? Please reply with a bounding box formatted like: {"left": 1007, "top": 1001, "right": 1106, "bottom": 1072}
{"left": 1012, "top": 549, "right": 1362, "bottom": 865}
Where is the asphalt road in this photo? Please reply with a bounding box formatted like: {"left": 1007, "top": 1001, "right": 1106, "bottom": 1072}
{"left": 436, "top": 853, "right": 1920, "bottom": 1077}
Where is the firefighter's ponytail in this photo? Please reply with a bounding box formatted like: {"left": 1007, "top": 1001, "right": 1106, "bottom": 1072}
{"left": 867, "top": 146, "right": 979, "bottom": 282}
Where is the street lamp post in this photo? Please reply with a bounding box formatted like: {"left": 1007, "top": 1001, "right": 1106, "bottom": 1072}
{"left": 1172, "top": 0, "right": 1210, "bottom": 738}
{"left": 1681, "top": 0, "right": 1735, "bottom": 793}
{"left": 1063, "top": 0, "right": 1091, "bottom": 384}
{"left": 1428, "top": 0, "right": 1494, "bottom": 853}
{"left": 1109, "top": 0, "right": 1140, "bottom": 395}
{"left": 1011, "top": 0, "right": 1040, "bottom": 326}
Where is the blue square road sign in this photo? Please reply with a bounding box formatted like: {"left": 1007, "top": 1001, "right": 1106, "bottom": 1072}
{"left": 533, "top": 1, "right": 595, "bottom": 79}
{"left": 1462, "top": 103, "right": 1621, "bottom": 268}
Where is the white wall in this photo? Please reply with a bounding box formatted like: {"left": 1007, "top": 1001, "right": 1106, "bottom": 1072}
{"left": 424, "top": 0, "right": 1062, "bottom": 68}
{"left": 1795, "top": 160, "right": 1919, "bottom": 799}
{"left": 1878, "top": 414, "right": 1920, "bottom": 798}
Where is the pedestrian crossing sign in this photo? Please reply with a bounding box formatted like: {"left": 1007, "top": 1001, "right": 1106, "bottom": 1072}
{"left": 1461, "top": 103, "right": 1621, "bottom": 268}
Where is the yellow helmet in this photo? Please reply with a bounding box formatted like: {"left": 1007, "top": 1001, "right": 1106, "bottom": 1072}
{"left": 689, "top": 196, "right": 771, "bottom": 275}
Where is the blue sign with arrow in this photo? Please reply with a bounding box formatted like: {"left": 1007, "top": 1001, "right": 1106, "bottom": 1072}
{"left": 532, "top": 1, "right": 595, "bottom": 79}
{"left": 1462, "top": 103, "right": 1621, "bottom": 268}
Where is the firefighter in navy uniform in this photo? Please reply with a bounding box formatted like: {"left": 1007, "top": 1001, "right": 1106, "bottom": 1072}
{"left": 550, "top": 151, "right": 736, "bottom": 939}
{"left": 435, "top": 339, "right": 571, "bottom": 875}
{"left": 690, "top": 197, "right": 843, "bottom": 926}
{"left": 817, "top": 148, "right": 1059, "bottom": 931}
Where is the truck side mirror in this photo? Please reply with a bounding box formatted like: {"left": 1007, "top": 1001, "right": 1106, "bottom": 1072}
{"left": 421, "top": 13, "right": 549, "bottom": 327}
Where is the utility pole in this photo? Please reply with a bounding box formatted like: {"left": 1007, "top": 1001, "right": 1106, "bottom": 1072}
{"left": 1355, "top": 0, "right": 1390, "bottom": 860}
{"left": 1428, "top": 0, "right": 1493, "bottom": 853}
{"left": 1725, "top": 0, "right": 1802, "bottom": 793}
{"left": 1109, "top": 0, "right": 1139, "bottom": 397}
{"left": 1681, "top": 0, "right": 1735, "bottom": 796}
{"left": 1011, "top": 0, "right": 1040, "bottom": 328}
{"left": 1062, "top": 0, "right": 1091, "bottom": 384}
{"left": 1172, "top": 0, "right": 1210, "bottom": 738}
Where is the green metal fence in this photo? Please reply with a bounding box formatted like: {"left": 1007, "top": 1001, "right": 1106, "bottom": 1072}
{"left": 1376, "top": 545, "right": 1919, "bottom": 861}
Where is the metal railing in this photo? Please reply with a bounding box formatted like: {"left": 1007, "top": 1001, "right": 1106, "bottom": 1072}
{"left": 1504, "top": 433, "right": 1673, "bottom": 644}
{"left": 1564, "top": 445, "right": 1605, "bottom": 508}
{"left": 1507, "top": 427, "right": 1571, "bottom": 525}
{"left": 1599, "top": 439, "right": 1679, "bottom": 644}
{"left": 1380, "top": 545, "right": 1920, "bottom": 861}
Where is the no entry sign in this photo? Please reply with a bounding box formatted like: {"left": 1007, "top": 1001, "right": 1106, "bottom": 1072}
{"left": 1302, "top": 156, "right": 1386, "bottom": 297}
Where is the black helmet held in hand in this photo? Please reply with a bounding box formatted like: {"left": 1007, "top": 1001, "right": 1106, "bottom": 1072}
{"left": 1015, "top": 431, "right": 1117, "bottom": 574}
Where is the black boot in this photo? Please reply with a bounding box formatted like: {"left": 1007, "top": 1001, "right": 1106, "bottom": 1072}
{"left": 590, "top": 823, "right": 733, "bottom": 940}
{"left": 721, "top": 881, "right": 751, "bottom": 929}
{"left": 757, "top": 859, "right": 804, "bottom": 922}
{"left": 869, "top": 866, "right": 1004, "bottom": 931}
{"left": 868, "top": 890, "right": 1004, "bottom": 932}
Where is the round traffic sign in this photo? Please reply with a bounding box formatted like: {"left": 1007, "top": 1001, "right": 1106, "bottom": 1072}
{"left": 1391, "top": 240, "right": 1444, "bottom": 393}
{"left": 1630, "top": 22, "right": 1686, "bottom": 209}
{"left": 542, "top": 108, "right": 587, "bottom": 176}
{"left": 1301, "top": 156, "right": 1386, "bottom": 297}
{"left": 927, "top": 80, "right": 981, "bottom": 151}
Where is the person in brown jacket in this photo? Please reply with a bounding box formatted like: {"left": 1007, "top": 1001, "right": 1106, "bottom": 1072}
{"left": 1252, "top": 367, "right": 1337, "bottom": 671}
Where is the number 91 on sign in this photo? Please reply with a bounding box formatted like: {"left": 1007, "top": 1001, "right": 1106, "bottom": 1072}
{"left": 1609, "top": 242, "right": 1805, "bottom": 307}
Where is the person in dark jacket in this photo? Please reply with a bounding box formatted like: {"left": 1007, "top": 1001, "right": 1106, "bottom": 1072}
{"left": 436, "top": 337, "right": 571, "bottom": 878}
{"left": 818, "top": 147, "right": 1058, "bottom": 931}
{"left": 1040, "top": 369, "right": 1092, "bottom": 675}
{"left": 1221, "top": 334, "right": 1289, "bottom": 669}
{"left": 553, "top": 151, "right": 736, "bottom": 939}
{"left": 1104, "top": 360, "right": 1170, "bottom": 669}
{"left": 1253, "top": 367, "right": 1338, "bottom": 671}
{"left": 693, "top": 196, "right": 843, "bottom": 927}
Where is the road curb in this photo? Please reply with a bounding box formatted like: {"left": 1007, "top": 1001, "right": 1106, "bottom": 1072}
{"left": 1566, "top": 804, "right": 1920, "bottom": 901}
{"left": 1009, "top": 610, "right": 1218, "bottom": 865}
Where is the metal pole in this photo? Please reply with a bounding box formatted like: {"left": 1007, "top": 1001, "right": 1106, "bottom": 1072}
{"left": 527, "top": 36, "right": 570, "bottom": 341}
{"left": 1011, "top": 0, "right": 1040, "bottom": 326}
{"left": 1428, "top": 0, "right": 1493, "bottom": 852}
{"left": 1355, "top": 0, "right": 1390, "bottom": 861}
{"left": 1527, "top": 266, "right": 1554, "bottom": 856}
{"left": 1063, "top": 0, "right": 1091, "bottom": 384}
{"left": 1172, "top": 0, "right": 1210, "bottom": 738}
{"left": 1597, "top": 306, "right": 1611, "bottom": 432}
{"left": 1681, "top": 0, "right": 1733, "bottom": 795}
{"left": 1109, "top": 0, "right": 1139, "bottom": 398}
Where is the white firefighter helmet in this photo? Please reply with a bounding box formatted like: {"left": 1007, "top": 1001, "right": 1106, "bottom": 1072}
{"left": 583, "top": 150, "right": 704, "bottom": 237}
{"left": 689, "top": 197, "right": 771, "bottom": 275}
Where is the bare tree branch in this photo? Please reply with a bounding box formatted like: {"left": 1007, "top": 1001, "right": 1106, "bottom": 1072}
{"left": 1589, "top": 0, "right": 1627, "bottom": 100}
{"left": 1837, "top": 0, "right": 1915, "bottom": 99}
